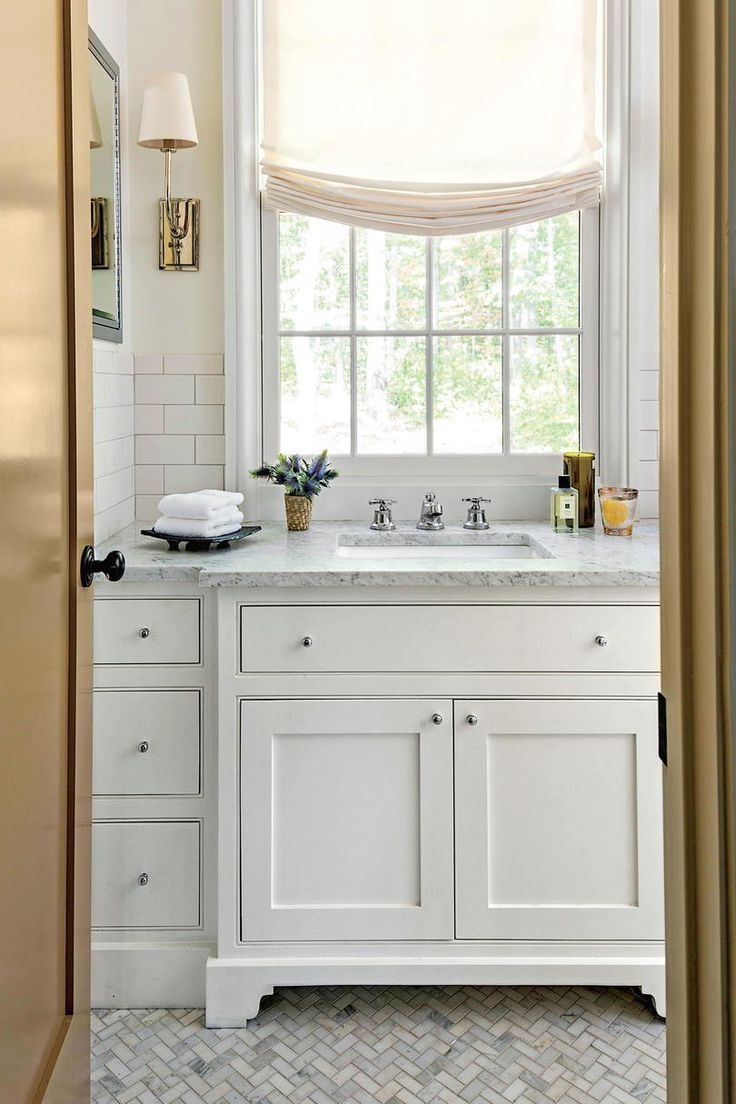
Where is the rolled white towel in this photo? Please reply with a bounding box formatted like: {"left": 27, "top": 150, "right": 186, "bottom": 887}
{"left": 158, "top": 490, "right": 244, "bottom": 520}
{"left": 152, "top": 512, "right": 244, "bottom": 538}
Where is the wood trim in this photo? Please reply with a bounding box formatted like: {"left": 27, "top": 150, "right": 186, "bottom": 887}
{"left": 42, "top": 0, "right": 93, "bottom": 1100}
{"left": 660, "top": 0, "right": 735, "bottom": 1100}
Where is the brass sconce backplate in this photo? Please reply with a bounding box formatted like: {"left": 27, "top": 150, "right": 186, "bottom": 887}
{"left": 159, "top": 197, "right": 200, "bottom": 271}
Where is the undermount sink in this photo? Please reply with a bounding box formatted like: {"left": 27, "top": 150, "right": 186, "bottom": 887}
{"left": 336, "top": 533, "right": 554, "bottom": 561}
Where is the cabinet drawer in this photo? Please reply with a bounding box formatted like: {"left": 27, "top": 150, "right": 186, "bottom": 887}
{"left": 93, "top": 690, "right": 201, "bottom": 796}
{"left": 94, "top": 598, "right": 200, "bottom": 665}
{"left": 240, "top": 604, "right": 659, "bottom": 674}
{"left": 91, "top": 821, "right": 201, "bottom": 929}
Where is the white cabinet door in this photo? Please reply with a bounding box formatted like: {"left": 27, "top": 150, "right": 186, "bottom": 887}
{"left": 454, "top": 699, "right": 664, "bottom": 941}
{"left": 240, "top": 699, "right": 454, "bottom": 941}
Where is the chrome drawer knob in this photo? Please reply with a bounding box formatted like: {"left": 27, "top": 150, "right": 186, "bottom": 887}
{"left": 595, "top": 635, "right": 609, "bottom": 647}
{"left": 138, "top": 627, "right": 151, "bottom": 639}
{"left": 466, "top": 714, "right": 479, "bottom": 726}
{"left": 431, "top": 713, "right": 443, "bottom": 725}
{"left": 302, "top": 636, "right": 313, "bottom": 647}
{"left": 137, "top": 873, "right": 149, "bottom": 887}
{"left": 138, "top": 741, "right": 149, "bottom": 754}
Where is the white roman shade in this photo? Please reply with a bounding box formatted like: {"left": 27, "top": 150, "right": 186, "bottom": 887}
{"left": 261, "top": 0, "right": 602, "bottom": 236}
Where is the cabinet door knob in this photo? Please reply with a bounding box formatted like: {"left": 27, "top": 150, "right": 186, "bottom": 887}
{"left": 302, "top": 636, "right": 313, "bottom": 647}
{"left": 139, "top": 627, "right": 151, "bottom": 639}
{"left": 595, "top": 634, "right": 608, "bottom": 647}
{"left": 137, "top": 873, "right": 149, "bottom": 887}
{"left": 466, "top": 714, "right": 479, "bottom": 726}
{"left": 138, "top": 741, "right": 149, "bottom": 753}
{"left": 431, "top": 713, "right": 443, "bottom": 725}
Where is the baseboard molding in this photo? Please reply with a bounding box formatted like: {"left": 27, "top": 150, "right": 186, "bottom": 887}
{"left": 92, "top": 942, "right": 214, "bottom": 1008}
{"left": 205, "top": 947, "right": 667, "bottom": 1026}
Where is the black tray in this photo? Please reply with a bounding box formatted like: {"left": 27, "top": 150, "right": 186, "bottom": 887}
{"left": 141, "top": 525, "right": 262, "bottom": 552}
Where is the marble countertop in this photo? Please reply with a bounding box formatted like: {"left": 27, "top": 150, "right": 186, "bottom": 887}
{"left": 98, "top": 520, "right": 660, "bottom": 589}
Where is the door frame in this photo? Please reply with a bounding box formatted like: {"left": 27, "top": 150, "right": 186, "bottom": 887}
{"left": 660, "top": 0, "right": 736, "bottom": 1099}
{"left": 39, "top": 0, "right": 94, "bottom": 1099}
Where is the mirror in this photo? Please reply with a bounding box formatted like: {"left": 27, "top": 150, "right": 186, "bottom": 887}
{"left": 89, "top": 29, "right": 122, "bottom": 342}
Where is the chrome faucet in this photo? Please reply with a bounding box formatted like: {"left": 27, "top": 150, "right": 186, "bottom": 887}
{"left": 369, "top": 498, "right": 396, "bottom": 531}
{"left": 416, "top": 492, "right": 445, "bottom": 531}
{"left": 462, "top": 496, "right": 491, "bottom": 530}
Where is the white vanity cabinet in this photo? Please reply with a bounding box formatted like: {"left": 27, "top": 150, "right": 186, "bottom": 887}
{"left": 209, "top": 589, "right": 665, "bottom": 1026}
{"left": 92, "top": 573, "right": 665, "bottom": 1021}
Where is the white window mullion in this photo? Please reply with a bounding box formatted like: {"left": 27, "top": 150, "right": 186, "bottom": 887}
{"left": 426, "top": 238, "right": 434, "bottom": 456}
{"left": 349, "top": 226, "right": 357, "bottom": 457}
{"left": 501, "top": 227, "right": 511, "bottom": 456}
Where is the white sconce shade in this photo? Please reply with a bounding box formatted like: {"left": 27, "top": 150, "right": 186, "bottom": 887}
{"left": 137, "top": 71, "right": 198, "bottom": 150}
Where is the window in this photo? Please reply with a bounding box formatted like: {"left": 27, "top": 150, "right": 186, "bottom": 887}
{"left": 261, "top": 207, "right": 599, "bottom": 475}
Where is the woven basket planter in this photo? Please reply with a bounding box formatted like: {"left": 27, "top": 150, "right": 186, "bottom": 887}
{"left": 284, "top": 494, "right": 313, "bottom": 531}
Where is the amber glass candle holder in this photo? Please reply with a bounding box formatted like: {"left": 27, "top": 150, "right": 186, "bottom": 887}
{"left": 597, "top": 487, "right": 639, "bottom": 536}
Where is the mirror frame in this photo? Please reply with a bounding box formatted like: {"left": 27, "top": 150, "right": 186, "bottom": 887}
{"left": 89, "top": 28, "right": 123, "bottom": 343}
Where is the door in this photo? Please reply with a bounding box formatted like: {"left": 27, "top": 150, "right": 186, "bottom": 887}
{"left": 240, "top": 699, "right": 454, "bottom": 941}
{"left": 454, "top": 699, "right": 664, "bottom": 941}
{"left": 0, "top": 2, "right": 93, "bottom": 1101}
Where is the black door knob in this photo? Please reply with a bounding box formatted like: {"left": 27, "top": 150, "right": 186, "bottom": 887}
{"left": 80, "top": 545, "right": 126, "bottom": 587}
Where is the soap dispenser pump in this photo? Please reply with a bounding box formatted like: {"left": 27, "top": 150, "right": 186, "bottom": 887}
{"left": 550, "top": 474, "right": 579, "bottom": 534}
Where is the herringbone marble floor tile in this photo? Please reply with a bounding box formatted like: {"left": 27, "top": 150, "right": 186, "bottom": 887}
{"left": 91, "top": 985, "right": 665, "bottom": 1104}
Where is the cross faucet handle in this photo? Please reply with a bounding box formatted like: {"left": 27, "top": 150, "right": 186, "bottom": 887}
{"left": 462, "top": 496, "right": 491, "bottom": 531}
{"left": 369, "top": 498, "right": 397, "bottom": 531}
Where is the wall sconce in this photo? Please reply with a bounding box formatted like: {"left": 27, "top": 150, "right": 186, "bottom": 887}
{"left": 137, "top": 71, "right": 199, "bottom": 271}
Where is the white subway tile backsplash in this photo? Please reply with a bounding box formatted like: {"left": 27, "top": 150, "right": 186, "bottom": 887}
{"left": 195, "top": 375, "right": 225, "bottom": 404}
{"left": 94, "top": 372, "right": 135, "bottom": 408}
{"left": 638, "top": 460, "right": 660, "bottom": 492}
{"left": 94, "top": 436, "right": 134, "bottom": 480}
{"left": 136, "top": 374, "right": 195, "bottom": 405}
{"left": 164, "top": 354, "right": 223, "bottom": 375}
{"left": 135, "top": 495, "right": 161, "bottom": 522}
{"left": 95, "top": 466, "right": 135, "bottom": 514}
{"left": 136, "top": 435, "right": 195, "bottom": 465}
{"left": 133, "top": 359, "right": 225, "bottom": 511}
{"left": 135, "top": 465, "right": 164, "bottom": 495}
{"left": 639, "top": 430, "right": 659, "bottom": 462}
{"left": 135, "top": 405, "right": 164, "bottom": 434}
{"left": 95, "top": 496, "right": 135, "bottom": 544}
{"left": 94, "top": 405, "right": 135, "bottom": 444}
{"left": 637, "top": 490, "right": 659, "bottom": 518}
{"left": 117, "top": 352, "right": 135, "bottom": 375}
{"left": 639, "top": 400, "right": 659, "bottom": 432}
{"left": 92, "top": 348, "right": 115, "bottom": 374}
{"left": 134, "top": 353, "right": 164, "bottom": 374}
{"left": 164, "top": 404, "right": 224, "bottom": 435}
{"left": 639, "top": 372, "right": 659, "bottom": 402}
{"left": 93, "top": 347, "right": 136, "bottom": 540}
{"left": 195, "top": 435, "right": 226, "bottom": 464}
{"left": 163, "top": 465, "right": 225, "bottom": 493}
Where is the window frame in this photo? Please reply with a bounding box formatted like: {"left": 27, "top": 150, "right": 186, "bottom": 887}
{"left": 260, "top": 206, "right": 600, "bottom": 482}
{"left": 223, "top": 0, "right": 647, "bottom": 520}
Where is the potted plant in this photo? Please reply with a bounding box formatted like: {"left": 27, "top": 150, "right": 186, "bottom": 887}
{"left": 250, "top": 450, "right": 339, "bottom": 531}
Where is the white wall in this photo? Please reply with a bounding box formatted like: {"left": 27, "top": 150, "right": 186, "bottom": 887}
{"left": 92, "top": 0, "right": 659, "bottom": 532}
{"left": 127, "top": 0, "right": 223, "bottom": 356}
{"left": 126, "top": 0, "right": 225, "bottom": 521}
{"left": 627, "top": 0, "right": 660, "bottom": 518}
{"left": 90, "top": 0, "right": 136, "bottom": 542}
